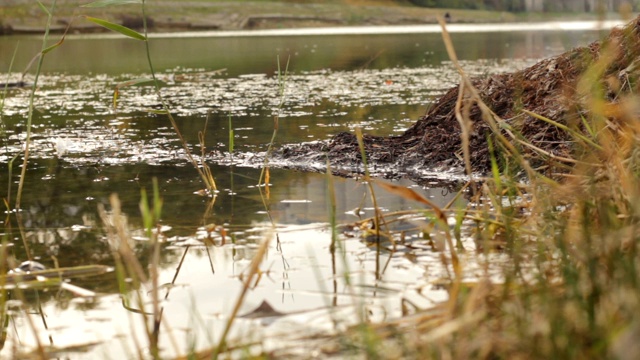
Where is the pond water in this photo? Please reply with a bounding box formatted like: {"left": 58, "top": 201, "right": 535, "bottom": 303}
{"left": 0, "top": 22, "right": 617, "bottom": 358}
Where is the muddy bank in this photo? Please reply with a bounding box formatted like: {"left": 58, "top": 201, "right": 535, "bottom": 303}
{"left": 278, "top": 15, "right": 640, "bottom": 177}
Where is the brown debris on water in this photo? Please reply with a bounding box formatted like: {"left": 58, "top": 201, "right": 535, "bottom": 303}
{"left": 280, "top": 16, "right": 640, "bottom": 176}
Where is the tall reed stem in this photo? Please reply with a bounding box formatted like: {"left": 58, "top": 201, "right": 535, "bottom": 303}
{"left": 140, "top": 0, "right": 216, "bottom": 192}
{"left": 15, "top": 1, "right": 57, "bottom": 209}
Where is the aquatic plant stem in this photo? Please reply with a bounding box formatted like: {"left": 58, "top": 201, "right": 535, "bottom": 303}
{"left": 99, "top": 194, "right": 159, "bottom": 358}
{"left": 15, "top": 1, "right": 56, "bottom": 210}
{"left": 140, "top": 0, "right": 216, "bottom": 192}
{"left": 0, "top": 44, "right": 19, "bottom": 150}
{"left": 2, "top": 45, "right": 19, "bottom": 221}
{"left": 139, "top": 180, "right": 163, "bottom": 358}
{"left": 325, "top": 159, "right": 354, "bottom": 297}
{"left": 455, "top": 78, "right": 474, "bottom": 181}
{"left": 258, "top": 55, "right": 289, "bottom": 186}
{"left": 354, "top": 128, "right": 388, "bottom": 252}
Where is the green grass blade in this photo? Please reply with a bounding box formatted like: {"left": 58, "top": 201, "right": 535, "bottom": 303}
{"left": 522, "top": 109, "right": 602, "bottom": 150}
{"left": 228, "top": 114, "right": 234, "bottom": 153}
{"left": 152, "top": 177, "right": 162, "bottom": 221}
{"left": 139, "top": 188, "right": 152, "bottom": 238}
{"left": 488, "top": 136, "right": 502, "bottom": 190}
{"left": 580, "top": 113, "right": 596, "bottom": 137}
{"left": 42, "top": 42, "right": 62, "bottom": 55}
{"left": 42, "top": 32, "right": 67, "bottom": 54}
{"left": 82, "top": 0, "right": 142, "bottom": 7}
{"left": 83, "top": 16, "right": 146, "bottom": 40}
{"left": 36, "top": 0, "right": 50, "bottom": 16}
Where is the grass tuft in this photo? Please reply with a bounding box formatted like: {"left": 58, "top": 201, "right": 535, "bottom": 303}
{"left": 321, "top": 15, "right": 640, "bottom": 359}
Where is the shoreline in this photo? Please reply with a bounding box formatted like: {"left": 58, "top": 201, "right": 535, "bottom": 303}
{"left": 11, "top": 20, "right": 626, "bottom": 41}
{"left": 143, "top": 20, "right": 626, "bottom": 38}
{"left": 0, "top": 1, "right": 627, "bottom": 37}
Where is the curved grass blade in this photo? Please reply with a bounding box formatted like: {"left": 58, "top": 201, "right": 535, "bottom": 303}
{"left": 83, "top": 16, "right": 146, "bottom": 40}
{"left": 42, "top": 24, "right": 70, "bottom": 54}
{"left": 42, "top": 38, "right": 64, "bottom": 55}
{"left": 36, "top": 0, "right": 50, "bottom": 16}
{"left": 20, "top": 20, "right": 70, "bottom": 77}
{"left": 522, "top": 109, "right": 603, "bottom": 150}
{"left": 82, "top": 0, "right": 142, "bottom": 7}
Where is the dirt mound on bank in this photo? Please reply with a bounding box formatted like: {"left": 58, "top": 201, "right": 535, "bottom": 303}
{"left": 279, "top": 16, "right": 640, "bottom": 176}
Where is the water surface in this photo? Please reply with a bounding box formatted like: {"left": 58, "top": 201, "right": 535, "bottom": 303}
{"left": 0, "top": 23, "right": 614, "bottom": 357}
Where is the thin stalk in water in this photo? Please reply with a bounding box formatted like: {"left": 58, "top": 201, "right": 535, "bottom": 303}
{"left": 139, "top": 0, "right": 216, "bottom": 192}
{"left": 259, "top": 55, "right": 289, "bottom": 186}
{"left": 15, "top": 1, "right": 57, "bottom": 210}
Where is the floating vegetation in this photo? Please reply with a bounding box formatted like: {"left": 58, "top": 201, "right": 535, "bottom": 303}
{"left": 0, "top": 59, "right": 535, "bottom": 169}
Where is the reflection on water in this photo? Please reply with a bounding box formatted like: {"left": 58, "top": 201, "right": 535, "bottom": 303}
{"left": 0, "top": 25, "right": 614, "bottom": 357}
{"left": 1, "top": 163, "right": 464, "bottom": 357}
{"left": 0, "top": 22, "right": 612, "bottom": 75}
{"left": 0, "top": 159, "right": 465, "bottom": 356}
{"left": 4, "top": 223, "right": 460, "bottom": 358}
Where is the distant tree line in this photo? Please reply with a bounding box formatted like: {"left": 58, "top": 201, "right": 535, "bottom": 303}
{"left": 407, "top": 0, "right": 637, "bottom": 12}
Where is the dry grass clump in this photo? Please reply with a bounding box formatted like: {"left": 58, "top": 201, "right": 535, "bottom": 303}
{"left": 327, "top": 16, "right": 640, "bottom": 360}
